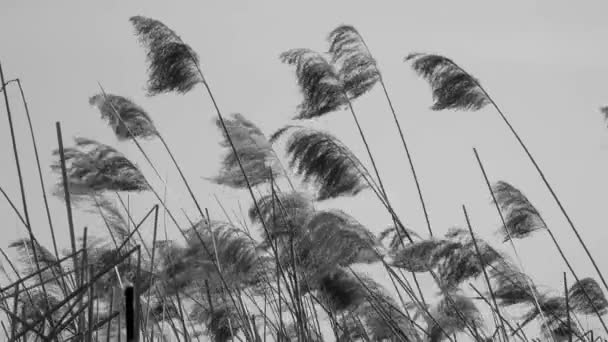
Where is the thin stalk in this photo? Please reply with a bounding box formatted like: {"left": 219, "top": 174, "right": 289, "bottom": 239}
{"left": 156, "top": 133, "right": 209, "bottom": 225}
{"left": 357, "top": 35, "right": 433, "bottom": 237}
{"left": 13, "top": 79, "right": 63, "bottom": 277}
{"left": 462, "top": 205, "right": 509, "bottom": 342}
{"left": 565, "top": 272, "right": 573, "bottom": 342}
{"left": 473, "top": 147, "right": 558, "bottom": 339}
{"left": 469, "top": 284, "right": 529, "bottom": 342}
{"left": 542, "top": 226, "right": 608, "bottom": 335}
{"left": 1, "top": 62, "right": 54, "bottom": 332}
{"left": 55, "top": 122, "right": 79, "bottom": 284}
{"left": 458, "top": 63, "right": 608, "bottom": 294}
{"left": 13, "top": 247, "right": 141, "bottom": 341}
{"left": 86, "top": 265, "right": 95, "bottom": 342}
{"left": 143, "top": 205, "right": 159, "bottom": 333}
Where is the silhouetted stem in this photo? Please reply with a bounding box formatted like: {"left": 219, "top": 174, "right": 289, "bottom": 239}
{"left": 469, "top": 284, "right": 529, "bottom": 342}
{"left": 473, "top": 147, "right": 556, "bottom": 338}
{"left": 12, "top": 79, "right": 65, "bottom": 288}
{"left": 55, "top": 122, "right": 79, "bottom": 283}
{"left": 1, "top": 62, "right": 56, "bottom": 333}
{"left": 359, "top": 34, "right": 433, "bottom": 237}
{"left": 457, "top": 62, "right": 608, "bottom": 296}
{"left": 473, "top": 147, "right": 608, "bottom": 339}
{"left": 462, "top": 205, "right": 509, "bottom": 342}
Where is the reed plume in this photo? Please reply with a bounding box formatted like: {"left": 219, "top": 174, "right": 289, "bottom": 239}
{"left": 89, "top": 93, "right": 157, "bottom": 140}
{"left": 303, "top": 209, "right": 382, "bottom": 270}
{"left": 280, "top": 48, "right": 346, "bottom": 119}
{"left": 314, "top": 268, "right": 370, "bottom": 312}
{"left": 273, "top": 125, "right": 369, "bottom": 200}
{"left": 189, "top": 300, "right": 240, "bottom": 342}
{"left": 327, "top": 25, "right": 380, "bottom": 100}
{"left": 405, "top": 53, "right": 489, "bottom": 111}
{"left": 492, "top": 181, "right": 545, "bottom": 241}
{"left": 489, "top": 260, "right": 539, "bottom": 307}
{"left": 378, "top": 224, "right": 421, "bottom": 253}
{"left": 426, "top": 291, "right": 483, "bottom": 342}
{"left": 50, "top": 137, "right": 149, "bottom": 199}
{"left": 130, "top": 16, "right": 203, "bottom": 95}
{"left": 248, "top": 191, "right": 314, "bottom": 242}
{"left": 160, "top": 220, "right": 263, "bottom": 294}
{"left": 210, "top": 113, "right": 282, "bottom": 188}
{"left": 568, "top": 277, "right": 608, "bottom": 315}
{"left": 391, "top": 239, "right": 448, "bottom": 272}
{"left": 392, "top": 230, "right": 502, "bottom": 290}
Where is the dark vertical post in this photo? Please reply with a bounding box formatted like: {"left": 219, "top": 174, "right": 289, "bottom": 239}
{"left": 125, "top": 285, "right": 135, "bottom": 342}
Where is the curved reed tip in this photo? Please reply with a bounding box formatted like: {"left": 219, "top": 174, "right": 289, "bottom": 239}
{"left": 210, "top": 113, "right": 282, "bottom": 188}
{"left": 406, "top": 52, "right": 489, "bottom": 111}
{"left": 129, "top": 15, "right": 203, "bottom": 95}
{"left": 280, "top": 126, "right": 369, "bottom": 200}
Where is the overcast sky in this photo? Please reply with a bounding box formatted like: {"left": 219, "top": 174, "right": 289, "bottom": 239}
{"left": 2, "top": 0, "right": 608, "bottom": 339}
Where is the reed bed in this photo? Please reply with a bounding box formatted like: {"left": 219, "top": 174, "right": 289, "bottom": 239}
{"left": 0, "top": 16, "right": 607, "bottom": 342}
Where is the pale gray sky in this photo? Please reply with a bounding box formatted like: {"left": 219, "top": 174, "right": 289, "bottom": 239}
{"left": 2, "top": 0, "right": 608, "bottom": 339}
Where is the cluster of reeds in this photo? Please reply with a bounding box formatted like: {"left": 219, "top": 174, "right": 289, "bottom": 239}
{"left": 1, "top": 16, "right": 608, "bottom": 342}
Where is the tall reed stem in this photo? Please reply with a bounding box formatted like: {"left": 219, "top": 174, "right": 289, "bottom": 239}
{"left": 358, "top": 35, "right": 433, "bottom": 237}
{"left": 455, "top": 62, "right": 608, "bottom": 294}
{"left": 55, "top": 122, "right": 79, "bottom": 284}
{"left": 1, "top": 62, "right": 56, "bottom": 332}
{"left": 462, "top": 205, "right": 509, "bottom": 342}
{"left": 12, "top": 79, "right": 68, "bottom": 295}
{"left": 473, "top": 148, "right": 608, "bottom": 338}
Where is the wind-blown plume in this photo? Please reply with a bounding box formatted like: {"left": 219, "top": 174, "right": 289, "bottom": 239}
{"left": 303, "top": 209, "right": 382, "bottom": 270}
{"left": 391, "top": 239, "right": 447, "bottom": 272}
{"left": 426, "top": 291, "right": 483, "bottom": 342}
{"left": 568, "top": 277, "right": 608, "bottom": 315}
{"left": 248, "top": 191, "right": 314, "bottom": 242}
{"left": 210, "top": 113, "right": 282, "bottom": 188}
{"left": 314, "top": 268, "right": 370, "bottom": 312}
{"left": 356, "top": 288, "right": 421, "bottom": 342}
{"left": 86, "top": 239, "right": 155, "bottom": 297}
{"left": 489, "top": 260, "right": 539, "bottom": 306}
{"left": 280, "top": 48, "right": 346, "bottom": 119}
{"left": 190, "top": 300, "right": 240, "bottom": 342}
{"left": 130, "top": 16, "right": 203, "bottom": 95}
{"left": 89, "top": 93, "right": 157, "bottom": 140}
{"left": 405, "top": 53, "right": 489, "bottom": 111}
{"left": 50, "top": 137, "right": 149, "bottom": 199}
{"left": 9, "top": 239, "right": 61, "bottom": 279}
{"left": 161, "top": 220, "right": 263, "bottom": 294}
{"left": 89, "top": 195, "right": 131, "bottom": 242}
{"left": 520, "top": 295, "right": 567, "bottom": 330}
{"left": 540, "top": 317, "right": 580, "bottom": 342}
{"left": 492, "top": 181, "right": 545, "bottom": 241}
{"left": 327, "top": 25, "right": 380, "bottom": 99}
{"left": 600, "top": 106, "right": 608, "bottom": 125}
{"left": 274, "top": 125, "right": 369, "bottom": 200}
{"left": 435, "top": 233, "right": 503, "bottom": 290}
{"left": 378, "top": 224, "right": 421, "bottom": 253}
{"left": 391, "top": 231, "right": 502, "bottom": 290}
{"left": 519, "top": 294, "right": 580, "bottom": 341}
{"left": 281, "top": 322, "right": 323, "bottom": 342}
{"left": 312, "top": 267, "right": 420, "bottom": 341}
{"left": 15, "top": 287, "right": 63, "bottom": 329}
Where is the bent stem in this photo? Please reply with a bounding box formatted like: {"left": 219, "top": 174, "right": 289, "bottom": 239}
{"left": 1, "top": 62, "right": 56, "bottom": 332}
{"left": 473, "top": 148, "right": 608, "bottom": 338}
{"left": 12, "top": 79, "right": 68, "bottom": 295}
{"left": 454, "top": 61, "right": 608, "bottom": 295}
{"left": 358, "top": 34, "right": 433, "bottom": 237}
{"left": 462, "top": 205, "right": 509, "bottom": 342}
